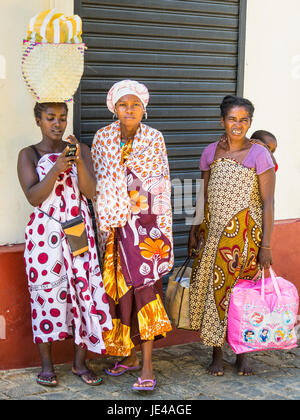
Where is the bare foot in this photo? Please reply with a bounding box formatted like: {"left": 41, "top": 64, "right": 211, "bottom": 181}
{"left": 235, "top": 354, "right": 254, "bottom": 376}
{"left": 207, "top": 347, "right": 224, "bottom": 376}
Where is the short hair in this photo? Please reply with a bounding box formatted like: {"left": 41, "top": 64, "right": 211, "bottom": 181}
{"left": 250, "top": 130, "right": 277, "bottom": 142}
{"left": 220, "top": 95, "right": 255, "bottom": 120}
{"left": 34, "top": 102, "right": 68, "bottom": 120}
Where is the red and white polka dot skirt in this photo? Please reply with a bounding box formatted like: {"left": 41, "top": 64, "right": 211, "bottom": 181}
{"left": 24, "top": 153, "right": 112, "bottom": 354}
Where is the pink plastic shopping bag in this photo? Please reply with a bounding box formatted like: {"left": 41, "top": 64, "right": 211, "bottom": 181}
{"left": 227, "top": 267, "right": 299, "bottom": 354}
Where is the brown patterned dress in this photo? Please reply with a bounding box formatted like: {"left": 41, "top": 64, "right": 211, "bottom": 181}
{"left": 190, "top": 158, "right": 264, "bottom": 347}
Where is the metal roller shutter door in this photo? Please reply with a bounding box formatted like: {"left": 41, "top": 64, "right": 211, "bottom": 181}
{"left": 74, "top": 0, "right": 243, "bottom": 268}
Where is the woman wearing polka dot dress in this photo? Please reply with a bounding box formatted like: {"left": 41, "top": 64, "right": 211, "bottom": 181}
{"left": 17, "top": 102, "right": 112, "bottom": 387}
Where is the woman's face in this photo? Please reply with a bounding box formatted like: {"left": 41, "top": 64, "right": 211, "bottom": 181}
{"left": 115, "top": 94, "right": 145, "bottom": 129}
{"left": 37, "top": 104, "right": 68, "bottom": 142}
{"left": 221, "top": 106, "right": 252, "bottom": 141}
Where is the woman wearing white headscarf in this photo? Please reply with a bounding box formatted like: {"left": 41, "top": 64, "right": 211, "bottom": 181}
{"left": 91, "top": 80, "right": 173, "bottom": 391}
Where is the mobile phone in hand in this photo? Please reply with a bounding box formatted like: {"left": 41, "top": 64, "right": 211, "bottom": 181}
{"left": 66, "top": 144, "right": 77, "bottom": 157}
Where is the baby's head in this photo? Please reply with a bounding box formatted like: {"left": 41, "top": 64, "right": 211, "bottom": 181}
{"left": 251, "top": 130, "right": 277, "bottom": 153}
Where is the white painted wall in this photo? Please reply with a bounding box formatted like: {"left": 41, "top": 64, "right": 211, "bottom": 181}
{"left": 0, "top": 0, "right": 299, "bottom": 245}
{"left": 244, "top": 0, "right": 300, "bottom": 220}
{"left": 0, "top": 0, "right": 74, "bottom": 245}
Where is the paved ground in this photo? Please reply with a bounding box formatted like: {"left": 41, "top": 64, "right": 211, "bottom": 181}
{"left": 0, "top": 342, "right": 299, "bottom": 401}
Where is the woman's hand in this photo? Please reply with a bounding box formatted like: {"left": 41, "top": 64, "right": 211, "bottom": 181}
{"left": 64, "top": 135, "right": 97, "bottom": 199}
{"left": 258, "top": 247, "right": 273, "bottom": 269}
{"left": 53, "top": 146, "right": 78, "bottom": 174}
{"left": 18, "top": 145, "right": 76, "bottom": 207}
{"left": 66, "top": 135, "right": 82, "bottom": 164}
{"left": 188, "top": 227, "right": 204, "bottom": 257}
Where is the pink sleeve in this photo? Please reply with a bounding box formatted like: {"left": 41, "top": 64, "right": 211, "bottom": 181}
{"left": 199, "top": 142, "right": 218, "bottom": 171}
{"left": 254, "top": 146, "right": 275, "bottom": 175}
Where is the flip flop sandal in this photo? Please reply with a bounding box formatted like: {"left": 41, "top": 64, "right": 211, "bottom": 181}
{"left": 72, "top": 368, "right": 103, "bottom": 386}
{"left": 36, "top": 372, "right": 58, "bottom": 387}
{"left": 132, "top": 377, "right": 156, "bottom": 392}
{"left": 105, "top": 361, "right": 140, "bottom": 377}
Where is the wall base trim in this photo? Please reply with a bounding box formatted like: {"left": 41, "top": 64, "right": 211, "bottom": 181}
{"left": 1, "top": 218, "right": 299, "bottom": 370}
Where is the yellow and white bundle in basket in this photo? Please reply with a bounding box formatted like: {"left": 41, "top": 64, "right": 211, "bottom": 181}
{"left": 21, "top": 9, "right": 85, "bottom": 103}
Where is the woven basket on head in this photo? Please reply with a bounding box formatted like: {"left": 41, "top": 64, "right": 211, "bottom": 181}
{"left": 21, "top": 41, "right": 85, "bottom": 103}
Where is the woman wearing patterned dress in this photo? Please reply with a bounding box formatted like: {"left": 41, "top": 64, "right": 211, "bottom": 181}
{"left": 17, "top": 102, "right": 112, "bottom": 387}
{"left": 188, "top": 96, "right": 275, "bottom": 376}
{"left": 91, "top": 80, "right": 173, "bottom": 391}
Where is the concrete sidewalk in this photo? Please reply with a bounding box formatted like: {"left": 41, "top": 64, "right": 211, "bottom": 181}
{"left": 0, "top": 342, "right": 299, "bottom": 400}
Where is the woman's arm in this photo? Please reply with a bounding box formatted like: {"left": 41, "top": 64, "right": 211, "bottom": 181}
{"left": 188, "top": 170, "right": 210, "bottom": 256}
{"left": 257, "top": 167, "right": 276, "bottom": 269}
{"left": 17, "top": 147, "right": 74, "bottom": 207}
{"left": 67, "top": 136, "right": 96, "bottom": 200}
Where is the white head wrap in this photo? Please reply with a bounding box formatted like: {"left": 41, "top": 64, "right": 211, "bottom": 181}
{"left": 106, "top": 79, "right": 149, "bottom": 113}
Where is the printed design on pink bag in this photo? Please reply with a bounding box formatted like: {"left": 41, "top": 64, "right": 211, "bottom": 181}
{"left": 241, "top": 303, "right": 298, "bottom": 349}
{"left": 258, "top": 328, "right": 271, "bottom": 343}
{"left": 282, "top": 310, "right": 294, "bottom": 326}
{"left": 228, "top": 267, "right": 299, "bottom": 354}
{"left": 286, "top": 329, "right": 295, "bottom": 342}
{"left": 274, "top": 328, "right": 285, "bottom": 343}
{"left": 250, "top": 311, "right": 264, "bottom": 327}
{"left": 243, "top": 329, "right": 256, "bottom": 343}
